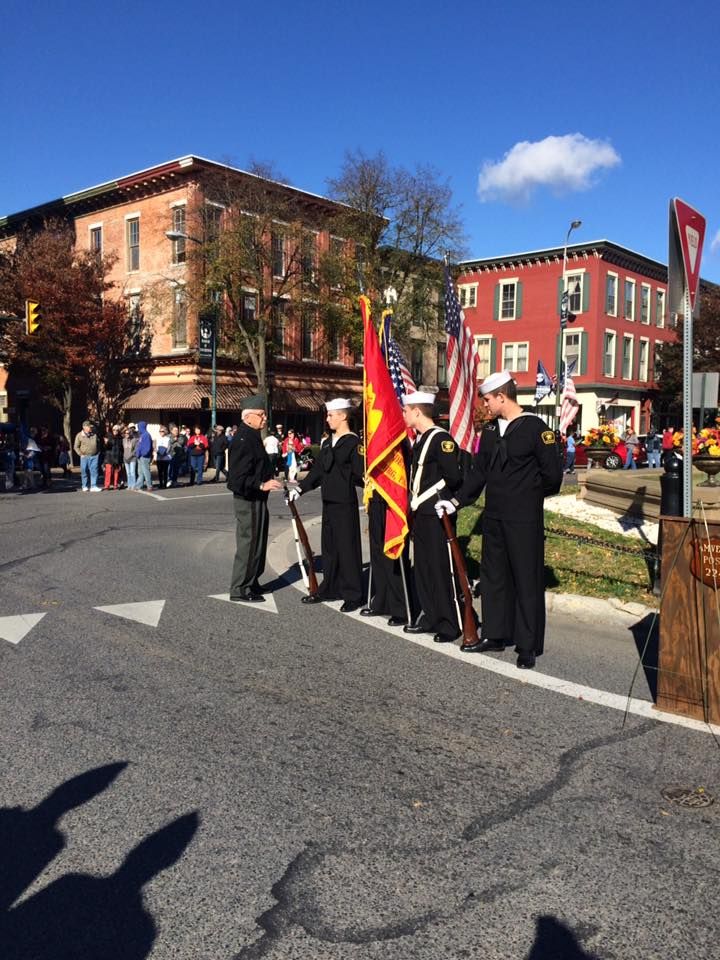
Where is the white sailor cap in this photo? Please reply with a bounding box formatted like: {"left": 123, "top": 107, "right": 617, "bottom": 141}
{"left": 479, "top": 370, "right": 514, "bottom": 396}
{"left": 401, "top": 390, "right": 437, "bottom": 406}
{"left": 326, "top": 398, "right": 353, "bottom": 411}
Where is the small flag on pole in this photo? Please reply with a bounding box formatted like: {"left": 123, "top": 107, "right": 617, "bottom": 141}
{"left": 380, "top": 310, "right": 416, "bottom": 403}
{"left": 534, "top": 359, "right": 554, "bottom": 402}
{"left": 444, "top": 265, "right": 479, "bottom": 453}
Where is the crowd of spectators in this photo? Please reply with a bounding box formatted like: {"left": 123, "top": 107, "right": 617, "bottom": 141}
{"left": 0, "top": 419, "right": 317, "bottom": 492}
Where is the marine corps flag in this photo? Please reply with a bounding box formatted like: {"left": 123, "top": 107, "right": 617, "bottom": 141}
{"left": 361, "top": 296, "right": 409, "bottom": 559}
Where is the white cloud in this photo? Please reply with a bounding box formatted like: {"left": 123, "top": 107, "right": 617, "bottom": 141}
{"left": 711, "top": 229, "right": 720, "bottom": 255}
{"left": 478, "top": 133, "right": 621, "bottom": 203}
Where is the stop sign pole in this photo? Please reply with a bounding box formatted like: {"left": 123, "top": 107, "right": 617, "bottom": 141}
{"left": 668, "top": 198, "right": 706, "bottom": 518}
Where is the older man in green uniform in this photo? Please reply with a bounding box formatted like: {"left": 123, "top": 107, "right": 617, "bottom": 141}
{"left": 227, "top": 396, "right": 283, "bottom": 602}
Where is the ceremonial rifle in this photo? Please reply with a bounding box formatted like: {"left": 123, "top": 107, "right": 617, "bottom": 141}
{"left": 284, "top": 484, "right": 319, "bottom": 596}
{"left": 436, "top": 497, "right": 479, "bottom": 649}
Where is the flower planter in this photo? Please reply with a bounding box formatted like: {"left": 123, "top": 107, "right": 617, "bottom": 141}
{"left": 694, "top": 456, "right": 720, "bottom": 487}
{"left": 586, "top": 447, "right": 611, "bottom": 468}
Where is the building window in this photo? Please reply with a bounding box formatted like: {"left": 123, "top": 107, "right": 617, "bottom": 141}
{"left": 624, "top": 279, "right": 635, "bottom": 321}
{"left": 301, "top": 232, "right": 317, "bottom": 284}
{"left": 566, "top": 273, "right": 583, "bottom": 314}
{"left": 204, "top": 204, "right": 222, "bottom": 242}
{"left": 475, "top": 336, "right": 493, "bottom": 379}
{"left": 301, "top": 311, "right": 313, "bottom": 359}
{"left": 272, "top": 232, "right": 286, "bottom": 278}
{"left": 654, "top": 342, "right": 663, "bottom": 381}
{"left": 411, "top": 342, "right": 423, "bottom": 384}
{"left": 126, "top": 218, "right": 140, "bottom": 272}
{"left": 656, "top": 289, "right": 666, "bottom": 328}
{"left": 563, "top": 332, "right": 581, "bottom": 374}
{"left": 502, "top": 341, "right": 528, "bottom": 372}
{"left": 172, "top": 286, "right": 187, "bottom": 348}
{"left": 605, "top": 273, "right": 617, "bottom": 316}
{"left": 90, "top": 226, "right": 102, "bottom": 256}
{"left": 436, "top": 342, "right": 447, "bottom": 387}
{"left": 271, "top": 299, "right": 287, "bottom": 355}
{"left": 458, "top": 284, "right": 477, "bottom": 309}
{"left": 329, "top": 328, "right": 342, "bottom": 362}
{"left": 171, "top": 206, "right": 186, "bottom": 264}
{"left": 500, "top": 281, "right": 518, "bottom": 320}
{"left": 241, "top": 292, "right": 257, "bottom": 328}
{"left": 640, "top": 284, "right": 650, "bottom": 324}
{"left": 603, "top": 330, "right": 616, "bottom": 377}
{"left": 622, "top": 334, "right": 633, "bottom": 380}
{"left": 330, "top": 236, "right": 344, "bottom": 259}
{"left": 638, "top": 338, "right": 649, "bottom": 381}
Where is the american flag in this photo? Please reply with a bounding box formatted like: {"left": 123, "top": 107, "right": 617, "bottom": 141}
{"left": 380, "top": 311, "right": 415, "bottom": 404}
{"left": 444, "top": 265, "right": 479, "bottom": 452}
{"left": 559, "top": 375, "right": 580, "bottom": 435}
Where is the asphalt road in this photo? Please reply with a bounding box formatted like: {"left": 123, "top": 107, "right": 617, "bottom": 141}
{"left": 1, "top": 478, "right": 718, "bottom": 959}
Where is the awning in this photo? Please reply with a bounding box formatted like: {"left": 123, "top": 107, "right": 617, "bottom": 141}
{"left": 125, "top": 383, "right": 253, "bottom": 410}
{"left": 272, "top": 387, "right": 363, "bottom": 411}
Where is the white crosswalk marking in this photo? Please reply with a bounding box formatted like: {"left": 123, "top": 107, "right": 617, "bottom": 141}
{"left": 0, "top": 613, "right": 47, "bottom": 645}
{"left": 94, "top": 600, "right": 166, "bottom": 627}
{"left": 208, "top": 593, "right": 279, "bottom": 614}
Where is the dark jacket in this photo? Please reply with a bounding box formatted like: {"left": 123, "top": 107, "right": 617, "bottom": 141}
{"left": 298, "top": 433, "right": 364, "bottom": 503}
{"left": 106, "top": 434, "right": 124, "bottom": 466}
{"left": 409, "top": 427, "right": 462, "bottom": 516}
{"left": 227, "top": 423, "right": 272, "bottom": 500}
{"left": 211, "top": 433, "right": 228, "bottom": 458}
{"left": 456, "top": 414, "right": 563, "bottom": 520}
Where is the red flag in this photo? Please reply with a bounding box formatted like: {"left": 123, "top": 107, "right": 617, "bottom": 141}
{"left": 361, "top": 296, "right": 409, "bottom": 559}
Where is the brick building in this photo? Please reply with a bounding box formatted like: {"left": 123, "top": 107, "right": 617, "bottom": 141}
{"left": 0, "top": 156, "right": 377, "bottom": 438}
{"left": 456, "top": 240, "right": 678, "bottom": 434}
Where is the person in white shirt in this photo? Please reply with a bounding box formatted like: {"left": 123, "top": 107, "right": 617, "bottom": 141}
{"left": 263, "top": 432, "right": 280, "bottom": 477}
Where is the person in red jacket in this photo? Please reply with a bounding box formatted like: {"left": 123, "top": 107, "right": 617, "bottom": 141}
{"left": 187, "top": 425, "right": 209, "bottom": 485}
{"left": 281, "top": 429, "right": 304, "bottom": 482}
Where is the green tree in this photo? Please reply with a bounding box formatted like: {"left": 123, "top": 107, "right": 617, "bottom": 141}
{"left": 656, "top": 282, "right": 720, "bottom": 406}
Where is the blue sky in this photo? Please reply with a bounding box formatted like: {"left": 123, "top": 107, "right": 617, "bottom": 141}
{"left": 3, "top": 0, "right": 719, "bottom": 279}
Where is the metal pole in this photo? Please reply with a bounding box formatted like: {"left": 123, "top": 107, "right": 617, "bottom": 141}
{"left": 211, "top": 317, "right": 217, "bottom": 430}
{"left": 555, "top": 237, "right": 569, "bottom": 428}
{"left": 682, "top": 289, "right": 693, "bottom": 517}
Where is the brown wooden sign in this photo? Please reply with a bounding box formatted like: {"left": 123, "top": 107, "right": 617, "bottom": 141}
{"left": 690, "top": 537, "right": 720, "bottom": 587}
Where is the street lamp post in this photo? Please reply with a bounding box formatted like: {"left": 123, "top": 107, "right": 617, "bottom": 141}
{"left": 165, "top": 230, "right": 217, "bottom": 429}
{"left": 555, "top": 219, "right": 582, "bottom": 429}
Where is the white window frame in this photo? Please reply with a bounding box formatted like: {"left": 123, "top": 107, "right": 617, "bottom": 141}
{"left": 656, "top": 288, "right": 666, "bottom": 328}
{"left": 88, "top": 222, "right": 103, "bottom": 256}
{"left": 603, "top": 329, "right": 617, "bottom": 378}
{"left": 638, "top": 337, "right": 650, "bottom": 381}
{"left": 499, "top": 278, "right": 519, "bottom": 321}
{"left": 126, "top": 216, "right": 140, "bottom": 273}
{"left": 624, "top": 278, "right": 636, "bottom": 321}
{"left": 622, "top": 334, "right": 634, "bottom": 380}
{"left": 562, "top": 328, "right": 583, "bottom": 372}
{"left": 640, "top": 283, "right": 651, "bottom": 324}
{"left": 458, "top": 283, "right": 477, "bottom": 309}
{"left": 565, "top": 267, "right": 586, "bottom": 314}
{"left": 501, "top": 340, "right": 529, "bottom": 373}
{"left": 605, "top": 271, "right": 618, "bottom": 317}
{"left": 474, "top": 334, "right": 493, "bottom": 379}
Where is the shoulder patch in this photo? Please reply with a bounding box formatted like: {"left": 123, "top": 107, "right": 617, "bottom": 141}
{"left": 541, "top": 430, "right": 556, "bottom": 445}
{"left": 357, "top": 444, "right": 365, "bottom": 455}
{"left": 441, "top": 440, "right": 455, "bottom": 453}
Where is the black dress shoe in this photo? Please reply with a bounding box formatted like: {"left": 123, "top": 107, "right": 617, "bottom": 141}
{"left": 433, "top": 632, "right": 460, "bottom": 644}
{"left": 359, "top": 607, "right": 382, "bottom": 617}
{"left": 340, "top": 600, "right": 361, "bottom": 613}
{"left": 301, "top": 594, "right": 322, "bottom": 604}
{"left": 403, "top": 623, "right": 428, "bottom": 634}
{"left": 462, "top": 638, "right": 506, "bottom": 654}
{"left": 230, "top": 590, "right": 265, "bottom": 603}
{"left": 387, "top": 616, "right": 408, "bottom": 627}
{"left": 516, "top": 653, "right": 536, "bottom": 669}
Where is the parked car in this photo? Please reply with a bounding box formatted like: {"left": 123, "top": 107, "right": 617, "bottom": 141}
{"left": 574, "top": 437, "right": 647, "bottom": 470}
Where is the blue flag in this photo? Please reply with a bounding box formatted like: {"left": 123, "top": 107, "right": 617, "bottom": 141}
{"left": 534, "top": 359, "right": 554, "bottom": 403}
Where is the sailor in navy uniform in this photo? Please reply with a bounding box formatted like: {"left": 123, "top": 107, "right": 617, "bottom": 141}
{"left": 436, "top": 371, "right": 563, "bottom": 668}
{"left": 401, "top": 390, "right": 464, "bottom": 643}
{"left": 288, "top": 398, "right": 365, "bottom": 612}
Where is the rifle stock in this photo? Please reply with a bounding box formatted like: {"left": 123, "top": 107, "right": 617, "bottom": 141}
{"left": 437, "top": 507, "right": 478, "bottom": 648}
{"left": 285, "top": 488, "right": 319, "bottom": 596}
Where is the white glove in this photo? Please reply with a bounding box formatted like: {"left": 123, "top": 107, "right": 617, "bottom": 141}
{"left": 287, "top": 488, "right": 302, "bottom": 502}
{"left": 435, "top": 499, "right": 456, "bottom": 517}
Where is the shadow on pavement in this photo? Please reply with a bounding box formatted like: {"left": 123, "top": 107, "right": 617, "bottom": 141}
{"left": 526, "top": 915, "right": 600, "bottom": 959}
{"left": 629, "top": 612, "right": 660, "bottom": 702}
{"left": 0, "top": 763, "right": 199, "bottom": 960}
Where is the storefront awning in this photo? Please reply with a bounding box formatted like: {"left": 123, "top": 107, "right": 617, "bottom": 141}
{"left": 125, "top": 383, "right": 253, "bottom": 410}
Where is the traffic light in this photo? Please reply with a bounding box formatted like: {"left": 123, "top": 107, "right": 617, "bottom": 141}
{"left": 25, "top": 300, "right": 41, "bottom": 335}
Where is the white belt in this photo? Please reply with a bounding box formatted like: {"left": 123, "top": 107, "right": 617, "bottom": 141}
{"left": 410, "top": 479, "right": 445, "bottom": 512}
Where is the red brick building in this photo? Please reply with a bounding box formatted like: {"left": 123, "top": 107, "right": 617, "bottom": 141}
{"left": 0, "top": 156, "right": 367, "bottom": 438}
{"left": 456, "top": 240, "right": 677, "bottom": 434}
